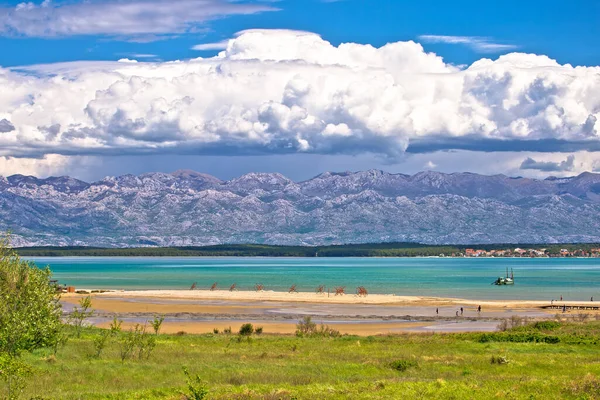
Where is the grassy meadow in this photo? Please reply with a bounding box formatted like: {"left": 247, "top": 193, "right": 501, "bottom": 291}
{"left": 9, "top": 319, "right": 600, "bottom": 399}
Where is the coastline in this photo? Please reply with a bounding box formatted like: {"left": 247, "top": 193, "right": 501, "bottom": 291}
{"left": 63, "top": 289, "right": 582, "bottom": 308}
{"left": 60, "top": 289, "right": 599, "bottom": 335}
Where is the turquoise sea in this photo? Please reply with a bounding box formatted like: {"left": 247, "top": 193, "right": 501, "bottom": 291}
{"left": 28, "top": 257, "right": 600, "bottom": 301}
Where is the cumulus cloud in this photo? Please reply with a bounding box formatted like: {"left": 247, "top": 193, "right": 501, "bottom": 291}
{"left": 418, "top": 35, "right": 518, "bottom": 53}
{"left": 0, "top": 0, "right": 277, "bottom": 39}
{"left": 0, "top": 29, "right": 599, "bottom": 163}
{"left": 520, "top": 155, "right": 576, "bottom": 172}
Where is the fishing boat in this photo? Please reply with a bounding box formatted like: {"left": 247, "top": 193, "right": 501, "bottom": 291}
{"left": 492, "top": 268, "right": 514, "bottom": 285}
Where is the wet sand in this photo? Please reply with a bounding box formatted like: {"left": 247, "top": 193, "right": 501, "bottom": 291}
{"left": 60, "top": 289, "right": 584, "bottom": 335}
{"left": 95, "top": 319, "right": 447, "bottom": 335}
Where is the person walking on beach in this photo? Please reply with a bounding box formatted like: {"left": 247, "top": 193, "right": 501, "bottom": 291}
{"left": 560, "top": 295, "right": 563, "bottom": 301}
{"left": 460, "top": 307, "right": 463, "bottom": 315}
{"left": 591, "top": 297, "right": 594, "bottom": 302}
{"left": 436, "top": 308, "right": 439, "bottom": 316}
{"left": 477, "top": 305, "right": 481, "bottom": 313}
{"left": 456, "top": 310, "right": 459, "bottom": 317}
{"left": 562, "top": 304, "right": 566, "bottom": 313}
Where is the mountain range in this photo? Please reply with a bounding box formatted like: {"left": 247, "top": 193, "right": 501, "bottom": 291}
{"left": 3, "top": 170, "right": 600, "bottom": 247}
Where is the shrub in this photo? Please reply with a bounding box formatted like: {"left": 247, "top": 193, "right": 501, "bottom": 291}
{"left": 182, "top": 367, "right": 208, "bottom": 400}
{"left": 533, "top": 321, "right": 561, "bottom": 330}
{"left": 491, "top": 355, "right": 510, "bottom": 364}
{"left": 213, "top": 328, "right": 219, "bottom": 334}
{"left": 316, "top": 325, "right": 341, "bottom": 338}
{"left": 255, "top": 327, "right": 263, "bottom": 335}
{"left": 296, "top": 316, "right": 316, "bottom": 336}
{"left": 497, "top": 315, "right": 528, "bottom": 332}
{"left": 92, "top": 330, "right": 111, "bottom": 359}
{"left": 390, "top": 359, "right": 418, "bottom": 372}
{"left": 0, "top": 355, "right": 34, "bottom": 400}
{"left": 239, "top": 324, "right": 254, "bottom": 336}
{"left": 295, "top": 316, "right": 340, "bottom": 337}
{"left": 478, "top": 332, "right": 560, "bottom": 344}
{"left": 151, "top": 315, "right": 165, "bottom": 335}
{"left": 110, "top": 316, "right": 123, "bottom": 335}
{"left": 119, "top": 324, "right": 157, "bottom": 362}
{"left": 0, "top": 237, "right": 63, "bottom": 399}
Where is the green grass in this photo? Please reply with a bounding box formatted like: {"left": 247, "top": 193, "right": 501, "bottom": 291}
{"left": 9, "top": 321, "right": 600, "bottom": 399}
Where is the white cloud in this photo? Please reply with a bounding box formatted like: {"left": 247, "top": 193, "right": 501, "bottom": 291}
{"left": 425, "top": 161, "right": 437, "bottom": 169}
{"left": 0, "top": 154, "right": 73, "bottom": 177}
{"left": 0, "top": 29, "right": 599, "bottom": 166}
{"left": 192, "top": 40, "right": 230, "bottom": 51}
{"left": 0, "top": 0, "right": 278, "bottom": 39}
{"left": 129, "top": 54, "right": 158, "bottom": 59}
{"left": 418, "top": 35, "right": 518, "bottom": 53}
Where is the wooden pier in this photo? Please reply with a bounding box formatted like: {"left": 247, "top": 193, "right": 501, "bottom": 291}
{"left": 542, "top": 304, "right": 600, "bottom": 311}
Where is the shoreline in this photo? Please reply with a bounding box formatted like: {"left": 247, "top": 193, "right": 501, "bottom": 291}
{"left": 61, "top": 289, "right": 599, "bottom": 335}
{"left": 63, "top": 289, "right": 582, "bottom": 308}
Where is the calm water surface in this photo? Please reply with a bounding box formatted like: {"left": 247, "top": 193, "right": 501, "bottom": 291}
{"left": 28, "top": 257, "right": 600, "bottom": 301}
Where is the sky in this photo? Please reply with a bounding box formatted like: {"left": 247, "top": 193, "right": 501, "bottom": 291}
{"left": 0, "top": 0, "right": 599, "bottom": 181}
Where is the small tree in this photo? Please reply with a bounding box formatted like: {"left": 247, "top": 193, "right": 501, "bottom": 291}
{"left": 93, "top": 330, "right": 111, "bottom": 359}
{"left": 110, "top": 315, "right": 123, "bottom": 335}
{"left": 69, "top": 296, "right": 94, "bottom": 337}
{"left": 151, "top": 315, "right": 165, "bottom": 335}
{"left": 0, "top": 236, "right": 62, "bottom": 398}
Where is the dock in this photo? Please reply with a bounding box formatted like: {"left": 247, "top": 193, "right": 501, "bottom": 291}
{"left": 542, "top": 304, "right": 600, "bottom": 311}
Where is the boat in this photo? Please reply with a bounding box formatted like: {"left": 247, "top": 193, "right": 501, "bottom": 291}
{"left": 492, "top": 268, "right": 514, "bottom": 285}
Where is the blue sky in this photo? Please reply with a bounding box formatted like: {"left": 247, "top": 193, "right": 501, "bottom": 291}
{"left": 1, "top": 0, "right": 598, "bottom": 67}
{"left": 0, "top": 0, "right": 599, "bottom": 181}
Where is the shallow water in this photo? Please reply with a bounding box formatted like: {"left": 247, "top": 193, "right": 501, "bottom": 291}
{"left": 30, "top": 256, "right": 600, "bottom": 301}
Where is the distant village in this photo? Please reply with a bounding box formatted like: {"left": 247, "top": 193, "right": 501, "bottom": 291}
{"left": 457, "top": 247, "right": 600, "bottom": 258}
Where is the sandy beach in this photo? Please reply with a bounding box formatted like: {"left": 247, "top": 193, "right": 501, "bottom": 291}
{"left": 63, "top": 288, "right": 577, "bottom": 309}
{"left": 60, "top": 289, "right": 599, "bottom": 335}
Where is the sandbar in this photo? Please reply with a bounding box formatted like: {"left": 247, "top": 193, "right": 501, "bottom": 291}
{"left": 61, "top": 289, "right": 599, "bottom": 335}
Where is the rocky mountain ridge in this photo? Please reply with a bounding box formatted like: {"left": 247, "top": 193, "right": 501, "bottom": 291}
{"left": 3, "top": 170, "right": 600, "bottom": 247}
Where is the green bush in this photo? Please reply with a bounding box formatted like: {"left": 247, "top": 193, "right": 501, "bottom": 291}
{"left": 119, "top": 324, "right": 157, "bottom": 362}
{"left": 533, "top": 321, "right": 561, "bottom": 330}
{"left": 182, "top": 367, "right": 208, "bottom": 400}
{"left": 295, "top": 316, "right": 340, "bottom": 338}
{"left": 239, "top": 324, "right": 254, "bottom": 336}
{"left": 390, "top": 359, "right": 418, "bottom": 372}
{"left": 478, "top": 332, "right": 560, "bottom": 344}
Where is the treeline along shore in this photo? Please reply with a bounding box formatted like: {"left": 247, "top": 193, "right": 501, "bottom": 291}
{"left": 14, "top": 242, "right": 600, "bottom": 257}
